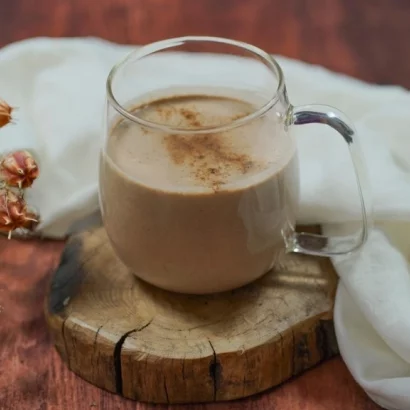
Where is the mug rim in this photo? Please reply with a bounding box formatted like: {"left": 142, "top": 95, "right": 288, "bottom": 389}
{"left": 106, "top": 36, "right": 285, "bottom": 135}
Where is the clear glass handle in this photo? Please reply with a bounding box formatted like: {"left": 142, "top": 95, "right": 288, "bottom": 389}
{"left": 285, "top": 104, "right": 373, "bottom": 257}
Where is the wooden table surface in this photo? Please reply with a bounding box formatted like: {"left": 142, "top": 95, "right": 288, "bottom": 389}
{"left": 1, "top": 0, "right": 409, "bottom": 409}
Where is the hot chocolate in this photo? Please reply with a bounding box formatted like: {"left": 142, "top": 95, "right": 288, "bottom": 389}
{"left": 99, "top": 90, "right": 299, "bottom": 294}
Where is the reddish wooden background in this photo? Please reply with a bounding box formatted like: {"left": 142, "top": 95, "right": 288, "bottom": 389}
{"left": 1, "top": 0, "right": 410, "bottom": 88}
{"left": 2, "top": 0, "right": 409, "bottom": 409}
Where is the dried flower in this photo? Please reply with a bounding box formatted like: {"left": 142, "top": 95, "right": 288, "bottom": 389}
{"left": 21, "top": 210, "right": 40, "bottom": 231}
{"left": 0, "top": 189, "right": 39, "bottom": 238}
{"left": 0, "top": 189, "right": 23, "bottom": 237}
{"left": 0, "top": 97, "right": 40, "bottom": 239}
{"left": 0, "top": 99, "right": 13, "bottom": 128}
{"left": 0, "top": 150, "right": 39, "bottom": 189}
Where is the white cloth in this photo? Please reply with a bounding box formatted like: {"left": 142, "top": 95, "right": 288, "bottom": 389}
{"left": 1, "top": 37, "right": 409, "bottom": 409}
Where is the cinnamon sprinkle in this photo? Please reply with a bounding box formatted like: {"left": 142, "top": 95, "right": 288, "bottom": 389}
{"left": 164, "top": 133, "right": 257, "bottom": 191}
{"left": 180, "top": 108, "right": 201, "bottom": 127}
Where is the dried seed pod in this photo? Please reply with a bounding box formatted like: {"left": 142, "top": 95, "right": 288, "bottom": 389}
{"left": 0, "top": 189, "right": 39, "bottom": 238}
{"left": 0, "top": 188, "right": 22, "bottom": 212}
{"left": 0, "top": 189, "right": 23, "bottom": 237}
{"left": 0, "top": 99, "right": 13, "bottom": 128}
{"left": 21, "top": 210, "right": 40, "bottom": 231}
{"left": 0, "top": 150, "right": 39, "bottom": 189}
{"left": 0, "top": 98, "right": 41, "bottom": 239}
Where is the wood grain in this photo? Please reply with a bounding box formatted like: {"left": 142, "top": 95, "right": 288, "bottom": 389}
{"left": 0, "top": 237, "right": 378, "bottom": 410}
{"left": 45, "top": 226, "right": 338, "bottom": 404}
{"left": 2, "top": 0, "right": 407, "bottom": 408}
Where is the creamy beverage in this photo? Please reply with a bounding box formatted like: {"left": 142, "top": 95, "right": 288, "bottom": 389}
{"left": 99, "top": 89, "right": 299, "bottom": 294}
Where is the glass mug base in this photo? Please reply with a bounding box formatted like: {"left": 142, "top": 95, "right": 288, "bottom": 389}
{"left": 100, "top": 36, "right": 371, "bottom": 295}
{"left": 105, "top": 231, "right": 284, "bottom": 295}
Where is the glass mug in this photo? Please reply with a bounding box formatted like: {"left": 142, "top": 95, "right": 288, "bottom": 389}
{"left": 99, "top": 36, "right": 371, "bottom": 294}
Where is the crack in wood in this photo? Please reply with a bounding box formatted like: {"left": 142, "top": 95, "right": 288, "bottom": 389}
{"left": 316, "top": 319, "right": 338, "bottom": 360}
{"left": 208, "top": 340, "right": 220, "bottom": 401}
{"left": 291, "top": 327, "right": 295, "bottom": 376}
{"left": 242, "top": 350, "right": 249, "bottom": 396}
{"left": 277, "top": 330, "right": 284, "bottom": 382}
{"left": 163, "top": 377, "right": 170, "bottom": 403}
{"left": 113, "top": 319, "right": 153, "bottom": 396}
{"left": 92, "top": 324, "right": 104, "bottom": 368}
{"left": 296, "top": 333, "right": 310, "bottom": 368}
{"left": 93, "top": 325, "right": 103, "bottom": 349}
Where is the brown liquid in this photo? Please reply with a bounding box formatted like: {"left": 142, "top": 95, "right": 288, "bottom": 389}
{"left": 100, "top": 92, "right": 299, "bottom": 294}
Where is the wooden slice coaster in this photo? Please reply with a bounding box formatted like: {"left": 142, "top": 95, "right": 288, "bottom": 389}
{"left": 44, "top": 225, "right": 339, "bottom": 404}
